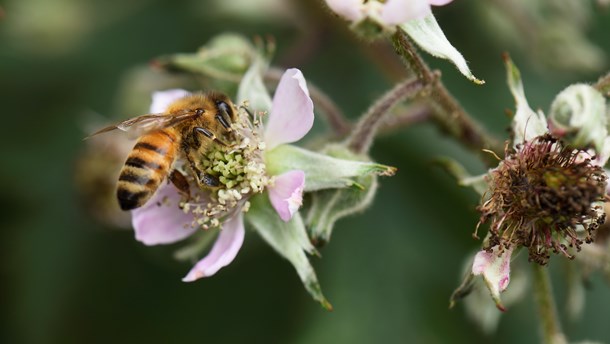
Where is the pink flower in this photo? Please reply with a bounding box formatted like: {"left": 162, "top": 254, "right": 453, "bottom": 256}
{"left": 131, "top": 68, "right": 314, "bottom": 281}
{"left": 472, "top": 247, "right": 513, "bottom": 311}
{"left": 325, "top": 0, "right": 453, "bottom": 25}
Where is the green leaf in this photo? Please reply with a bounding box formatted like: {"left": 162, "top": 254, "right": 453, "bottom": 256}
{"left": 265, "top": 144, "right": 396, "bottom": 192}
{"left": 246, "top": 194, "right": 332, "bottom": 310}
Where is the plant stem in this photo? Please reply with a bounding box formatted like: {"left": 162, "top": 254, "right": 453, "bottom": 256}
{"left": 391, "top": 29, "right": 503, "bottom": 167}
{"left": 379, "top": 103, "right": 431, "bottom": 133}
{"left": 347, "top": 78, "right": 424, "bottom": 154}
{"left": 532, "top": 264, "right": 568, "bottom": 344}
{"left": 266, "top": 67, "right": 351, "bottom": 136}
{"left": 593, "top": 71, "right": 610, "bottom": 96}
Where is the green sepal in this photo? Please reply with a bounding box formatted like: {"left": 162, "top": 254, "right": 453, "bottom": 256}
{"left": 434, "top": 157, "right": 488, "bottom": 196}
{"left": 173, "top": 230, "right": 217, "bottom": 263}
{"left": 265, "top": 144, "right": 396, "bottom": 192}
{"left": 548, "top": 84, "right": 608, "bottom": 153}
{"left": 304, "top": 145, "right": 381, "bottom": 246}
{"left": 236, "top": 50, "right": 272, "bottom": 113}
{"left": 246, "top": 194, "right": 332, "bottom": 310}
{"left": 400, "top": 14, "right": 484, "bottom": 85}
{"left": 504, "top": 55, "right": 547, "bottom": 146}
{"left": 306, "top": 175, "right": 377, "bottom": 247}
{"left": 155, "top": 33, "right": 254, "bottom": 82}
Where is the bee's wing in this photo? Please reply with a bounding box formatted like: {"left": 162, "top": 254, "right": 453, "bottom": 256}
{"left": 86, "top": 112, "right": 197, "bottom": 139}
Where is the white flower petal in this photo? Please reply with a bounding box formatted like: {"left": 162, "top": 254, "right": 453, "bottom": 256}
{"left": 428, "top": 0, "right": 453, "bottom": 5}
{"left": 182, "top": 213, "right": 245, "bottom": 282}
{"left": 265, "top": 68, "right": 314, "bottom": 150}
{"left": 472, "top": 247, "right": 513, "bottom": 311}
{"left": 268, "top": 170, "right": 305, "bottom": 222}
{"left": 132, "top": 183, "right": 197, "bottom": 246}
{"left": 149, "top": 89, "right": 191, "bottom": 113}
{"left": 400, "top": 13, "right": 484, "bottom": 84}
{"left": 325, "top": 0, "right": 364, "bottom": 22}
{"left": 380, "top": 0, "right": 430, "bottom": 24}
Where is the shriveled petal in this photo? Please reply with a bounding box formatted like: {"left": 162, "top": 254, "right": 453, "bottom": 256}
{"left": 265, "top": 69, "right": 314, "bottom": 150}
{"left": 149, "top": 89, "right": 191, "bottom": 113}
{"left": 268, "top": 170, "right": 305, "bottom": 222}
{"left": 463, "top": 266, "right": 527, "bottom": 334}
{"left": 325, "top": 0, "right": 364, "bottom": 22}
{"left": 472, "top": 247, "right": 513, "bottom": 311}
{"left": 380, "top": 0, "right": 430, "bottom": 24}
{"left": 182, "top": 213, "right": 245, "bottom": 282}
{"left": 428, "top": 0, "right": 453, "bottom": 5}
{"left": 595, "top": 137, "right": 610, "bottom": 167}
{"left": 504, "top": 56, "right": 547, "bottom": 146}
{"left": 132, "top": 183, "right": 197, "bottom": 246}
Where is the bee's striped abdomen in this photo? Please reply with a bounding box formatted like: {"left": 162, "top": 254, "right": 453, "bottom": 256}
{"left": 117, "top": 129, "right": 178, "bottom": 210}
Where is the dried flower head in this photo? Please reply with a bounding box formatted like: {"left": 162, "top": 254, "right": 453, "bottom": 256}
{"left": 478, "top": 135, "right": 607, "bottom": 265}
{"left": 451, "top": 57, "right": 610, "bottom": 312}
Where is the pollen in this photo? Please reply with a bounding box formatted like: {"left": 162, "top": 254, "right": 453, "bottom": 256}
{"left": 184, "top": 105, "right": 271, "bottom": 229}
{"left": 478, "top": 135, "right": 607, "bottom": 265}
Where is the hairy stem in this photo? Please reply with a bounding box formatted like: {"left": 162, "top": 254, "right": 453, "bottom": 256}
{"left": 391, "top": 29, "right": 502, "bottom": 167}
{"left": 266, "top": 67, "right": 351, "bottom": 136}
{"left": 593, "top": 71, "right": 610, "bottom": 96}
{"left": 532, "top": 265, "right": 568, "bottom": 344}
{"left": 379, "top": 104, "right": 431, "bottom": 133}
{"left": 347, "top": 78, "right": 424, "bottom": 153}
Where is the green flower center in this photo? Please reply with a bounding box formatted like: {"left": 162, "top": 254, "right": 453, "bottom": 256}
{"left": 182, "top": 107, "right": 271, "bottom": 229}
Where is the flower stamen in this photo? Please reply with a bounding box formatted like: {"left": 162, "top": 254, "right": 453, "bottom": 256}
{"left": 478, "top": 134, "right": 607, "bottom": 265}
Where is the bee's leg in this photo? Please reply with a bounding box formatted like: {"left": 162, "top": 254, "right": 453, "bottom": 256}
{"left": 200, "top": 173, "right": 220, "bottom": 188}
{"left": 169, "top": 170, "right": 191, "bottom": 200}
{"left": 193, "top": 127, "right": 227, "bottom": 146}
{"left": 183, "top": 147, "right": 221, "bottom": 189}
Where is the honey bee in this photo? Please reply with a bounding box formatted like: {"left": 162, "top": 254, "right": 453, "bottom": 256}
{"left": 90, "top": 92, "right": 237, "bottom": 210}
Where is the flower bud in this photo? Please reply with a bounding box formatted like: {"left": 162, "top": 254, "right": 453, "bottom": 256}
{"left": 548, "top": 84, "right": 608, "bottom": 153}
{"left": 154, "top": 33, "right": 255, "bottom": 81}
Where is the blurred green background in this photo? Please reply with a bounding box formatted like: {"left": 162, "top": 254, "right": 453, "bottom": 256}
{"left": 2, "top": 0, "right": 610, "bottom": 343}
